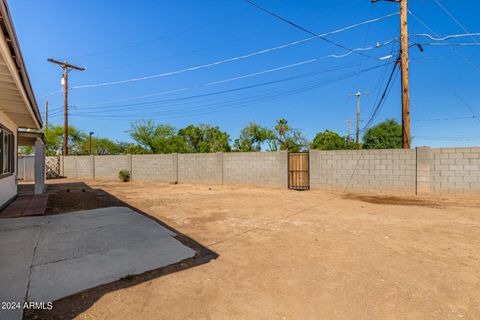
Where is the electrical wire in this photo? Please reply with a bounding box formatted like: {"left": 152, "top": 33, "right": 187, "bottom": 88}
{"left": 86, "top": 31, "right": 269, "bottom": 70}
{"left": 244, "top": 0, "right": 378, "bottom": 59}
{"left": 412, "top": 115, "right": 480, "bottom": 122}
{"left": 362, "top": 60, "right": 400, "bottom": 131}
{"left": 70, "top": 63, "right": 389, "bottom": 121}
{"left": 409, "top": 10, "right": 480, "bottom": 74}
{"left": 68, "top": 12, "right": 399, "bottom": 90}
{"left": 411, "top": 33, "right": 480, "bottom": 41}
{"left": 73, "top": 61, "right": 391, "bottom": 113}
{"left": 70, "top": 14, "right": 240, "bottom": 59}
{"left": 433, "top": 0, "right": 480, "bottom": 45}
{"left": 408, "top": 10, "right": 480, "bottom": 125}
{"left": 72, "top": 39, "right": 396, "bottom": 108}
{"left": 418, "top": 42, "right": 480, "bottom": 47}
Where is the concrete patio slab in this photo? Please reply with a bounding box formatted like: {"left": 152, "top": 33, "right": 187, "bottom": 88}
{"left": 0, "top": 207, "right": 196, "bottom": 320}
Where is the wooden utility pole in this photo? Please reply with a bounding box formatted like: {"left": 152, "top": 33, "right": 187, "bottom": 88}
{"left": 47, "top": 59, "right": 85, "bottom": 156}
{"left": 351, "top": 91, "right": 369, "bottom": 147}
{"left": 372, "top": 0, "right": 410, "bottom": 148}
{"left": 347, "top": 120, "right": 351, "bottom": 144}
{"left": 44, "top": 101, "right": 48, "bottom": 130}
{"left": 399, "top": 0, "right": 411, "bottom": 148}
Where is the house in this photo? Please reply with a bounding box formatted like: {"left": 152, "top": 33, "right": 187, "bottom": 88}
{"left": 0, "top": 0, "right": 44, "bottom": 210}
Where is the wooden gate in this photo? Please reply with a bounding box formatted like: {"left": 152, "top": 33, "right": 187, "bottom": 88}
{"left": 288, "top": 152, "right": 310, "bottom": 190}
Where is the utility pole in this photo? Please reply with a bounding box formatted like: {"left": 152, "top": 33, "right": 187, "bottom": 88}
{"left": 347, "top": 120, "right": 351, "bottom": 144}
{"left": 47, "top": 59, "right": 85, "bottom": 156}
{"left": 89, "top": 132, "right": 94, "bottom": 155}
{"left": 44, "top": 101, "right": 48, "bottom": 130}
{"left": 344, "top": 120, "right": 352, "bottom": 144}
{"left": 350, "top": 91, "right": 369, "bottom": 148}
{"left": 372, "top": 0, "right": 410, "bottom": 148}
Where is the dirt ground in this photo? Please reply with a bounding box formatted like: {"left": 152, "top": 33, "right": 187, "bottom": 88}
{"left": 35, "top": 179, "right": 480, "bottom": 319}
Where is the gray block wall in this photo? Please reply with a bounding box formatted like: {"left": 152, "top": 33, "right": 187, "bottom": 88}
{"left": 310, "top": 149, "right": 417, "bottom": 194}
{"left": 430, "top": 147, "right": 480, "bottom": 194}
{"left": 59, "top": 147, "right": 480, "bottom": 195}
{"left": 94, "top": 155, "right": 131, "bottom": 179}
{"left": 75, "top": 156, "right": 94, "bottom": 179}
{"left": 132, "top": 154, "right": 177, "bottom": 182}
{"left": 223, "top": 151, "right": 288, "bottom": 188}
{"left": 178, "top": 153, "right": 223, "bottom": 184}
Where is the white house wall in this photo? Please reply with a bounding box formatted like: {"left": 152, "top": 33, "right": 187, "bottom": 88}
{"left": 0, "top": 109, "right": 17, "bottom": 208}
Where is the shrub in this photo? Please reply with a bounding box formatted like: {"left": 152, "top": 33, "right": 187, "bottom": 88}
{"left": 118, "top": 169, "right": 131, "bottom": 182}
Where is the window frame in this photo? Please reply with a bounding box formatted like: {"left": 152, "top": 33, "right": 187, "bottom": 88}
{"left": 0, "top": 124, "right": 15, "bottom": 179}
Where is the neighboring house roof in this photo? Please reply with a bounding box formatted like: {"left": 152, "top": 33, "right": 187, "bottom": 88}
{"left": 0, "top": 0, "right": 42, "bottom": 129}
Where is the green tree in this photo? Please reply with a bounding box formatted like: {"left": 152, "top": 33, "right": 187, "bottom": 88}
{"left": 310, "top": 130, "right": 351, "bottom": 150}
{"left": 128, "top": 120, "right": 188, "bottom": 153}
{"left": 123, "top": 144, "right": 150, "bottom": 154}
{"left": 271, "top": 118, "right": 308, "bottom": 152}
{"left": 44, "top": 125, "right": 86, "bottom": 156}
{"left": 78, "top": 137, "right": 123, "bottom": 155}
{"left": 363, "top": 119, "right": 402, "bottom": 149}
{"left": 178, "top": 124, "right": 231, "bottom": 153}
{"left": 18, "top": 146, "right": 34, "bottom": 155}
{"left": 234, "top": 122, "right": 275, "bottom": 152}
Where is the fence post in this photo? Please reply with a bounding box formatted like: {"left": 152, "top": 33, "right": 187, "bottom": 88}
{"left": 60, "top": 155, "right": 64, "bottom": 177}
{"left": 416, "top": 147, "right": 432, "bottom": 195}
{"left": 128, "top": 154, "right": 133, "bottom": 181}
{"left": 280, "top": 150, "right": 289, "bottom": 189}
{"left": 216, "top": 152, "right": 224, "bottom": 185}
{"left": 175, "top": 153, "right": 179, "bottom": 183}
{"left": 91, "top": 155, "right": 95, "bottom": 180}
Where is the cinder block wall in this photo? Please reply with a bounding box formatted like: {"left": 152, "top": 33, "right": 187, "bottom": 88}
{"left": 178, "top": 153, "right": 223, "bottom": 184}
{"left": 63, "top": 156, "right": 77, "bottom": 178}
{"left": 59, "top": 148, "right": 480, "bottom": 195}
{"left": 430, "top": 147, "right": 480, "bottom": 194}
{"left": 94, "top": 155, "right": 131, "bottom": 179}
{"left": 75, "top": 156, "right": 94, "bottom": 179}
{"left": 132, "top": 154, "right": 177, "bottom": 182}
{"left": 310, "top": 149, "right": 417, "bottom": 194}
{"left": 223, "top": 151, "right": 288, "bottom": 188}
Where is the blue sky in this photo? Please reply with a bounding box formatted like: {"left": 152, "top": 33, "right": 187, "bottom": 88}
{"left": 8, "top": 0, "right": 480, "bottom": 147}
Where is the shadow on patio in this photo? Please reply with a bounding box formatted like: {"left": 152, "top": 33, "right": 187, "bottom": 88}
{"left": 5, "top": 181, "right": 218, "bottom": 320}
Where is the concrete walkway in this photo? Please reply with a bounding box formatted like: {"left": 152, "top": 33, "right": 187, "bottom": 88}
{"left": 0, "top": 207, "right": 195, "bottom": 320}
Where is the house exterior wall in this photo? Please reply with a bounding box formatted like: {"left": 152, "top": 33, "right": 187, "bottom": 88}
{"left": 0, "top": 110, "right": 17, "bottom": 208}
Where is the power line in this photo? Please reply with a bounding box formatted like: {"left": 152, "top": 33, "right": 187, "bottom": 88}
{"left": 67, "top": 12, "right": 398, "bottom": 90}
{"left": 418, "top": 42, "right": 480, "bottom": 47}
{"left": 70, "top": 14, "right": 240, "bottom": 59}
{"left": 409, "top": 10, "right": 480, "bottom": 74}
{"left": 362, "top": 60, "right": 400, "bottom": 131}
{"left": 244, "top": 0, "right": 378, "bottom": 59}
{"left": 413, "top": 115, "right": 480, "bottom": 122}
{"left": 71, "top": 63, "right": 389, "bottom": 121}
{"left": 74, "top": 62, "right": 390, "bottom": 114}
{"left": 407, "top": 10, "right": 480, "bottom": 124}
{"left": 410, "top": 32, "right": 480, "bottom": 41}
{"left": 86, "top": 31, "right": 268, "bottom": 70}
{"left": 73, "top": 40, "right": 395, "bottom": 108}
{"left": 433, "top": 0, "right": 480, "bottom": 45}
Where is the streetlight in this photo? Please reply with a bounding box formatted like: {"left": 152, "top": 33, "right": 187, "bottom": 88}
{"left": 89, "top": 132, "right": 94, "bottom": 155}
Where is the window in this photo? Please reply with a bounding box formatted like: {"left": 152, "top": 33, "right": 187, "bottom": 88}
{"left": 0, "top": 126, "right": 14, "bottom": 176}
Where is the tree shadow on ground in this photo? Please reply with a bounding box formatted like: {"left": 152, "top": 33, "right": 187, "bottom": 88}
{"left": 23, "top": 181, "right": 218, "bottom": 320}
